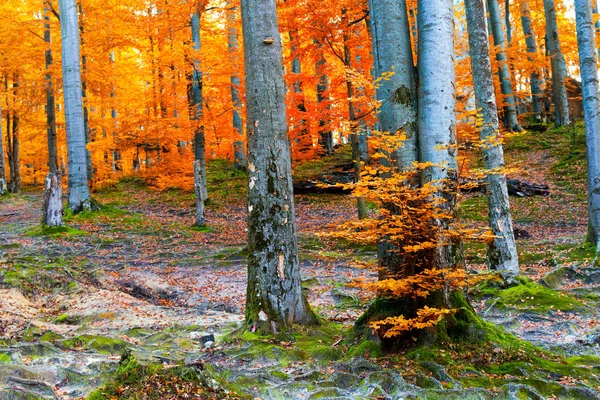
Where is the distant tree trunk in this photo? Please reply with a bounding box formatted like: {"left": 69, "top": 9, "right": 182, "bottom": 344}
{"left": 593, "top": 2, "right": 600, "bottom": 58}
{"left": 574, "top": 0, "right": 600, "bottom": 246}
{"left": 466, "top": 0, "right": 519, "bottom": 281}
{"left": 241, "top": 0, "right": 316, "bottom": 331}
{"left": 288, "top": 31, "right": 310, "bottom": 161}
{"left": 43, "top": 172, "right": 63, "bottom": 227}
{"left": 227, "top": 2, "right": 245, "bottom": 169}
{"left": 58, "top": 0, "right": 92, "bottom": 212}
{"left": 544, "top": 0, "right": 571, "bottom": 126}
{"left": 520, "top": 1, "right": 543, "bottom": 121}
{"left": 316, "top": 42, "right": 333, "bottom": 155}
{"left": 78, "top": 4, "right": 92, "bottom": 181}
{"left": 505, "top": 0, "right": 512, "bottom": 44}
{"left": 0, "top": 100, "right": 6, "bottom": 195}
{"left": 368, "top": 0, "right": 418, "bottom": 171}
{"left": 487, "top": 0, "right": 522, "bottom": 131}
{"left": 190, "top": 7, "right": 207, "bottom": 226}
{"left": 8, "top": 75, "right": 20, "bottom": 194}
{"left": 44, "top": 5, "right": 59, "bottom": 174}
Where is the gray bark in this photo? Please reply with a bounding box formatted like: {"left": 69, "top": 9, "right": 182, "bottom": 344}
{"left": 191, "top": 8, "right": 208, "bottom": 204}
{"left": 0, "top": 100, "right": 5, "bottom": 195}
{"left": 466, "top": 0, "right": 519, "bottom": 281}
{"left": 241, "top": 0, "right": 315, "bottom": 330}
{"left": 194, "top": 160, "right": 206, "bottom": 227}
{"left": 368, "top": 0, "right": 418, "bottom": 171}
{"left": 487, "top": 0, "right": 522, "bottom": 131}
{"left": 227, "top": 3, "right": 245, "bottom": 169}
{"left": 58, "top": 0, "right": 92, "bottom": 212}
{"left": 78, "top": 4, "right": 92, "bottom": 180}
{"left": 8, "top": 76, "right": 20, "bottom": 194}
{"left": 593, "top": 2, "right": 600, "bottom": 57}
{"left": 417, "top": 0, "right": 459, "bottom": 272}
{"left": 544, "top": 0, "right": 571, "bottom": 126}
{"left": 44, "top": 5, "right": 59, "bottom": 174}
{"left": 316, "top": 43, "right": 333, "bottom": 155}
{"left": 574, "top": 0, "right": 600, "bottom": 245}
{"left": 520, "top": 1, "right": 543, "bottom": 121}
{"left": 42, "top": 172, "right": 63, "bottom": 227}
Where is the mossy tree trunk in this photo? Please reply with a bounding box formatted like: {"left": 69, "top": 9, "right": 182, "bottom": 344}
{"left": 242, "top": 0, "right": 317, "bottom": 333}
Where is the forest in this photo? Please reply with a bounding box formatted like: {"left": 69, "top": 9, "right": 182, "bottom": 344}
{"left": 2, "top": 0, "right": 600, "bottom": 398}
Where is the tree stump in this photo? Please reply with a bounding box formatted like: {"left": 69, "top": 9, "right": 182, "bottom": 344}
{"left": 42, "top": 172, "right": 63, "bottom": 226}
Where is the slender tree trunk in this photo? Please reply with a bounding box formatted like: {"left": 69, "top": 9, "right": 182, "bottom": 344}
{"left": 466, "top": 0, "right": 519, "bottom": 281}
{"left": 344, "top": 32, "right": 368, "bottom": 220}
{"left": 368, "top": 0, "right": 418, "bottom": 171}
{"left": 544, "top": 0, "right": 571, "bottom": 126}
{"left": 227, "top": 2, "right": 245, "bottom": 169}
{"left": 0, "top": 99, "right": 6, "bottom": 195}
{"left": 487, "top": 0, "right": 522, "bottom": 131}
{"left": 44, "top": 5, "right": 59, "bottom": 174}
{"left": 43, "top": 172, "right": 63, "bottom": 226}
{"left": 241, "top": 0, "right": 316, "bottom": 331}
{"left": 593, "top": 2, "right": 600, "bottom": 57}
{"left": 520, "top": 1, "right": 543, "bottom": 121}
{"left": 289, "top": 31, "right": 310, "bottom": 161}
{"left": 190, "top": 7, "right": 207, "bottom": 226}
{"left": 9, "top": 75, "right": 20, "bottom": 194}
{"left": 574, "top": 0, "right": 600, "bottom": 246}
{"left": 505, "top": 0, "right": 512, "bottom": 44}
{"left": 78, "top": 4, "right": 92, "bottom": 181}
{"left": 58, "top": 0, "right": 92, "bottom": 212}
{"left": 316, "top": 42, "right": 333, "bottom": 155}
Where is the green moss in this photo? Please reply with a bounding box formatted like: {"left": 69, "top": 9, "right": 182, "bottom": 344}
{"left": 39, "top": 331, "right": 64, "bottom": 342}
{"left": 55, "top": 313, "right": 80, "bottom": 325}
{"left": 349, "top": 340, "right": 384, "bottom": 358}
{"left": 0, "top": 353, "right": 11, "bottom": 363}
{"left": 496, "top": 278, "right": 585, "bottom": 313}
{"left": 61, "top": 335, "right": 129, "bottom": 355}
{"left": 458, "top": 196, "right": 488, "bottom": 222}
{"left": 25, "top": 225, "right": 87, "bottom": 238}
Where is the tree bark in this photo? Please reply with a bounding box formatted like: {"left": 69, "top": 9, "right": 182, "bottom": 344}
{"left": 241, "top": 0, "right": 316, "bottom": 331}
{"left": 520, "top": 1, "right": 543, "bottom": 121}
{"left": 78, "top": 4, "right": 93, "bottom": 181}
{"left": 227, "top": 2, "right": 246, "bottom": 169}
{"left": 368, "top": 0, "right": 418, "bottom": 171}
{"left": 0, "top": 98, "right": 5, "bottom": 195}
{"left": 574, "top": 0, "right": 600, "bottom": 246}
{"left": 316, "top": 42, "right": 333, "bottom": 155}
{"left": 44, "top": 5, "right": 59, "bottom": 174}
{"left": 194, "top": 160, "right": 206, "bottom": 227}
{"left": 544, "top": 0, "right": 571, "bottom": 126}
{"left": 43, "top": 172, "right": 63, "bottom": 227}
{"left": 190, "top": 7, "right": 208, "bottom": 209}
{"left": 487, "top": 0, "right": 522, "bottom": 131}
{"left": 466, "top": 0, "right": 519, "bottom": 281}
{"left": 58, "top": 0, "right": 92, "bottom": 212}
{"left": 8, "top": 75, "right": 20, "bottom": 194}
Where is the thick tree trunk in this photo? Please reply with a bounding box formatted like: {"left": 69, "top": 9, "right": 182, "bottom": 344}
{"left": 194, "top": 160, "right": 206, "bottom": 227}
{"left": 58, "top": 0, "right": 92, "bottom": 212}
{"left": 190, "top": 7, "right": 208, "bottom": 209}
{"left": 487, "top": 0, "right": 522, "bottom": 131}
{"left": 574, "top": 0, "right": 600, "bottom": 246}
{"left": 466, "top": 0, "right": 519, "bottom": 281}
{"left": 368, "top": 0, "right": 418, "bottom": 171}
{"left": 43, "top": 172, "right": 63, "bottom": 227}
{"left": 418, "top": 0, "right": 459, "bottom": 273}
{"left": 520, "top": 1, "right": 543, "bottom": 121}
{"left": 44, "top": 5, "right": 59, "bottom": 174}
{"left": 241, "top": 0, "right": 316, "bottom": 331}
{"left": 544, "top": 0, "right": 571, "bottom": 126}
{"left": 227, "top": 3, "right": 245, "bottom": 169}
{"left": 0, "top": 100, "right": 5, "bottom": 195}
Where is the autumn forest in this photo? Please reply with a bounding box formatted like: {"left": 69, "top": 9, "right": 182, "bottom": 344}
{"left": 2, "top": 0, "right": 600, "bottom": 398}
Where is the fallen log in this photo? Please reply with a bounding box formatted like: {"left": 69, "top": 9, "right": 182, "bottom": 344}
{"left": 293, "top": 173, "right": 550, "bottom": 197}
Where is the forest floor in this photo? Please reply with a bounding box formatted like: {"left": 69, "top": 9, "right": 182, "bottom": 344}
{"left": 2, "top": 123, "right": 600, "bottom": 399}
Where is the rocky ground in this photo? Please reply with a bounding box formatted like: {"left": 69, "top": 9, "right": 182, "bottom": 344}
{"left": 2, "top": 125, "right": 600, "bottom": 399}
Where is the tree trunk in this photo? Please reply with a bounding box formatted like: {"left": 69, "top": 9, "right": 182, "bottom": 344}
{"left": 368, "top": 0, "right": 418, "bottom": 171}
{"left": 574, "top": 0, "right": 600, "bottom": 246}
{"left": 593, "top": 2, "right": 600, "bottom": 58}
{"left": 0, "top": 99, "right": 5, "bottom": 195}
{"left": 466, "top": 0, "right": 519, "bottom": 281}
{"left": 58, "top": 0, "right": 92, "bottom": 212}
{"left": 520, "top": 1, "right": 543, "bottom": 122}
{"left": 43, "top": 172, "right": 63, "bottom": 227}
{"left": 487, "top": 0, "right": 522, "bottom": 131}
{"left": 190, "top": 7, "right": 208, "bottom": 209}
{"left": 227, "top": 2, "right": 246, "bottom": 169}
{"left": 78, "top": 4, "right": 93, "bottom": 181}
{"left": 316, "top": 42, "right": 333, "bottom": 155}
{"left": 44, "top": 5, "right": 59, "bottom": 174}
{"left": 241, "top": 0, "right": 316, "bottom": 331}
{"left": 194, "top": 160, "right": 206, "bottom": 227}
{"left": 544, "top": 0, "right": 571, "bottom": 126}
{"left": 9, "top": 75, "right": 20, "bottom": 194}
